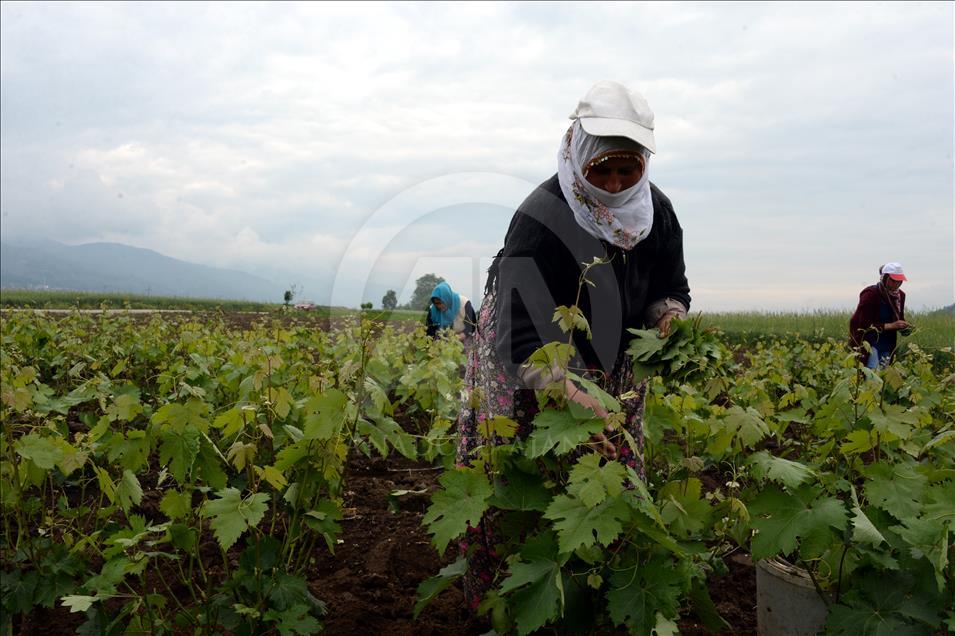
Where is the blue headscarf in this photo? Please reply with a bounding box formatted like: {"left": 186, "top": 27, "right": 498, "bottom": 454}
{"left": 428, "top": 281, "right": 461, "bottom": 328}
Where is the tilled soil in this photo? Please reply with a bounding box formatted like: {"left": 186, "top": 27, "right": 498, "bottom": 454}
{"left": 308, "top": 454, "right": 486, "bottom": 636}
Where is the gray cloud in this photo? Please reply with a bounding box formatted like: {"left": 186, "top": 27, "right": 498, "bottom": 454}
{"left": 1, "top": 1, "right": 951, "bottom": 309}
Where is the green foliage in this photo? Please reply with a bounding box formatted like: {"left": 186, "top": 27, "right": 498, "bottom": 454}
{"left": 0, "top": 310, "right": 466, "bottom": 632}
{"left": 422, "top": 467, "right": 493, "bottom": 553}
{"left": 381, "top": 289, "right": 398, "bottom": 310}
{"left": 747, "top": 486, "right": 848, "bottom": 560}
{"left": 525, "top": 408, "right": 605, "bottom": 458}
{"left": 202, "top": 488, "right": 271, "bottom": 551}
{"left": 702, "top": 309, "right": 955, "bottom": 352}
{"left": 405, "top": 273, "right": 445, "bottom": 310}
{"left": 3, "top": 292, "right": 952, "bottom": 634}
{"left": 426, "top": 294, "right": 952, "bottom": 632}
{"left": 606, "top": 556, "right": 685, "bottom": 636}
{"left": 413, "top": 557, "right": 467, "bottom": 619}
{"left": 627, "top": 315, "right": 725, "bottom": 382}
{"left": 1, "top": 288, "right": 285, "bottom": 311}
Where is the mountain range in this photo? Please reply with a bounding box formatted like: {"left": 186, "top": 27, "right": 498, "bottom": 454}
{"left": 1, "top": 240, "right": 283, "bottom": 302}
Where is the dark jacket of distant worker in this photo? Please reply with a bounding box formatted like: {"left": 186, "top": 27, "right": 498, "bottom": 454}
{"left": 849, "top": 262, "right": 910, "bottom": 368}
{"left": 453, "top": 80, "right": 691, "bottom": 610}
{"left": 424, "top": 281, "right": 476, "bottom": 340}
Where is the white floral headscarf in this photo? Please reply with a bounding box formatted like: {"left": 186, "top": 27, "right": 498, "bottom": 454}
{"left": 557, "top": 120, "right": 654, "bottom": 250}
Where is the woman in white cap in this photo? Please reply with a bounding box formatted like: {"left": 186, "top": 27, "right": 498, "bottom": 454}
{"left": 849, "top": 262, "right": 911, "bottom": 368}
{"left": 454, "top": 80, "right": 690, "bottom": 610}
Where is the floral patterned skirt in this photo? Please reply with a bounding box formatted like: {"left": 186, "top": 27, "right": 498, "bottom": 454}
{"left": 454, "top": 288, "right": 647, "bottom": 611}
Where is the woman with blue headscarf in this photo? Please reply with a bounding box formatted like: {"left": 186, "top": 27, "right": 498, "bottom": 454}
{"left": 425, "top": 281, "right": 477, "bottom": 341}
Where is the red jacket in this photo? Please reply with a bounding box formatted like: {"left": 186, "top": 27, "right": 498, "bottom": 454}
{"left": 849, "top": 284, "right": 905, "bottom": 348}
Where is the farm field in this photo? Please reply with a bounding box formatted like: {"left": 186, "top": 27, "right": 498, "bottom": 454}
{"left": 1, "top": 309, "right": 953, "bottom": 635}
{"left": 0, "top": 290, "right": 287, "bottom": 313}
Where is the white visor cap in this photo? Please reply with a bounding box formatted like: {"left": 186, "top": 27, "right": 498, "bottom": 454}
{"left": 571, "top": 80, "right": 656, "bottom": 154}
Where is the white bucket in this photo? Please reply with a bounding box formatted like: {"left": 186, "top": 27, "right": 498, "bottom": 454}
{"left": 756, "top": 558, "right": 829, "bottom": 636}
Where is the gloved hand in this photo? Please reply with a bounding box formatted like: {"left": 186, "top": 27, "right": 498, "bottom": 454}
{"left": 655, "top": 310, "right": 682, "bottom": 338}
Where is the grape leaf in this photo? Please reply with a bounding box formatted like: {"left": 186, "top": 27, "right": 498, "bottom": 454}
{"left": 202, "top": 488, "right": 270, "bottom": 551}
{"left": 159, "top": 426, "right": 201, "bottom": 485}
{"left": 851, "top": 504, "right": 886, "bottom": 547}
{"left": 841, "top": 429, "right": 877, "bottom": 456}
{"left": 61, "top": 595, "right": 98, "bottom": 613}
{"left": 525, "top": 409, "right": 604, "bottom": 458}
{"left": 706, "top": 407, "right": 769, "bottom": 455}
{"left": 500, "top": 557, "right": 563, "bottom": 635}
{"left": 213, "top": 407, "right": 246, "bottom": 438}
{"left": 151, "top": 399, "right": 209, "bottom": 433}
{"left": 115, "top": 470, "right": 143, "bottom": 512}
{"left": 16, "top": 434, "right": 64, "bottom": 470}
{"left": 106, "top": 394, "right": 142, "bottom": 423}
{"left": 921, "top": 430, "right": 955, "bottom": 454}
{"left": 271, "top": 387, "right": 294, "bottom": 421}
{"left": 356, "top": 416, "right": 416, "bottom": 459}
{"left": 889, "top": 517, "right": 950, "bottom": 591}
{"left": 625, "top": 329, "right": 669, "bottom": 361}
{"left": 255, "top": 465, "right": 288, "bottom": 491}
{"left": 302, "top": 389, "right": 348, "bottom": 440}
{"left": 849, "top": 487, "right": 885, "bottom": 546}
{"left": 303, "top": 499, "right": 343, "bottom": 551}
{"left": 748, "top": 486, "right": 848, "bottom": 560}
{"left": 869, "top": 404, "right": 921, "bottom": 440}
{"left": 567, "top": 453, "right": 627, "bottom": 508}
{"left": 264, "top": 604, "right": 322, "bottom": 636}
{"left": 160, "top": 490, "right": 192, "bottom": 520}
{"left": 826, "top": 575, "right": 940, "bottom": 636}
{"left": 921, "top": 481, "right": 955, "bottom": 524}
{"left": 413, "top": 557, "right": 467, "bottom": 619}
{"left": 747, "top": 451, "right": 815, "bottom": 489}
{"left": 658, "top": 479, "right": 712, "bottom": 538}
{"left": 543, "top": 494, "right": 629, "bottom": 554}
{"left": 524, "top": 342, "right": 574, "bottom": 376}
{"left": 863, "top": 463, "right": 927, "bottom": 520}
{"left": 196, "top": 437, "right": 228, "bottom": 490}
{"left": 423, "top": 467, "right": 492, "bottom": 553}
{"left": 567, "top": 372, "right": 620, "bottom": 412}
{"left": 606, "top": 557, "right": 683, "bottom": 636}
{"left": 488, "top": 463, "right": 552, "bottom": 512}
{"left": 553, "top": 305, "right": 592, "bottom": 339}
{"left": 478, "top": 415, "right": 519, "bottom": 441}
{"left": 724, "top": 406, "right": 769, "bottom": 448}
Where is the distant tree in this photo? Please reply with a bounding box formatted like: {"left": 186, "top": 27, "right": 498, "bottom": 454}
{"left": 407, "top": 273, "right": 445, "bottom": 310}
{"left": 382, "top": 290, "right": 398, "bottom": 310}
{"left": 283, "top": 284, "right": 299, "bottom": 309}
{"left": 360, "top": 302, "right": 373, "bottom": 310}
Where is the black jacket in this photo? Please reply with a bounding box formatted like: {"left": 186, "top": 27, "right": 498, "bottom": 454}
{"left": 491, "top": 175, "right": 690, "bottom": 377}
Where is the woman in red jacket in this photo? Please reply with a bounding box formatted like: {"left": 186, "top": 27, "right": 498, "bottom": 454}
{"left": 849, "top": 262, "right": 911, "bottom": 368}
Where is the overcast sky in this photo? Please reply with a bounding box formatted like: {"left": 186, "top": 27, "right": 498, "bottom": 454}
{"left": 2, "top": 1, "right": 952, "bottom": 311}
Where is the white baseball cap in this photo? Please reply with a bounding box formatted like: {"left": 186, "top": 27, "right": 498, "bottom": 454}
{"left": 881, "top": 262, "right": 908, "bottom": 281}
{"left": 570, "top": 80, "right": 656, "bottom": 154}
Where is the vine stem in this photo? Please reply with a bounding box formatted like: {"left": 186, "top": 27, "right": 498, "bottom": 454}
{"left": 834, "top": 543, "right": 849, "bottom": 603}
{"left": 2, "top": 417, "right": 26, "bottom": 551}
{"left": 800, "top": 559, "right": 831, "bottom": 608}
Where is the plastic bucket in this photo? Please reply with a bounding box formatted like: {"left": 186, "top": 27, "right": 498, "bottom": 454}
{"left": 756, "top": 558, "right": 829, "bottom": 635}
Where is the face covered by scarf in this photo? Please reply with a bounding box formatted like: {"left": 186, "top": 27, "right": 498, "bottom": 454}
{"left": 557, "top": 120, "right": 654, "bottom": 250}
{"left": 429, "top": 281, "right": 461, "bottom": 328}
{"left": 878, "top": 275, "right": 903, "bottom": 320}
